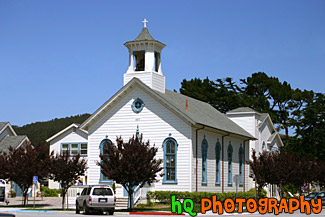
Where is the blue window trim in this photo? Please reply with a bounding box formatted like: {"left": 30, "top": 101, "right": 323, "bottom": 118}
{"left": 131, "top": 98, "right": 145, "bottom": 113}
{"left": 227, "top": 142, "right": 233, "bottom": 185}
{"left": 99, "top": 138, "right": 113, "bottom": 183}
{"left": 60, "top": 143, "right": 69, "bottom": 155}
{"left": 239, "top": 144, "right": 244, "bottom": 185}
{"left": 201, "top": 136, "right": 208, "bottom": 185}
{"left": 162, "top": 137, "right": 178, "bottom": 184}
{"left": 215, "top": 139, "right": 221, "bottom": 185}
{"left": 60, "top": 143, "right": 88, "bottom": 157}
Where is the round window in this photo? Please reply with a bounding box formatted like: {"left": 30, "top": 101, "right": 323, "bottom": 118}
{"left": 132, "top": 98, "right": 144, "bottom": 113}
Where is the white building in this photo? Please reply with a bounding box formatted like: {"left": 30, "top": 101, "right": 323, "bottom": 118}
{"left": 226, "top": 107, "right": 284, "bottom": 197}
{"left": 0, "top": 122, "right": 31, "bottom": 197}
{"left": 46, "top": 22, "right": 283, "bottom": 202}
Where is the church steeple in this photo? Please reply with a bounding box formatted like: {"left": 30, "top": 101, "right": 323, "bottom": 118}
{"left": 123, "top": 19, "right": 166, "bottom": 93}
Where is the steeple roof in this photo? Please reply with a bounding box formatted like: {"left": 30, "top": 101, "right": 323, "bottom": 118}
{"left": 134, "top": 27, "right": 156, "bottom": 41}
{"left": 124, "top": 27, "right": 166, "bottom": 47}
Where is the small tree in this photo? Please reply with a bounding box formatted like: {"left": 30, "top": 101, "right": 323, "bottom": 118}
{"left": 5, "top": 143, "right": 50, "bottom": 206}
{"left": 250, "top": 149, "right": 318, "bottom": 197}
{"left": 249, "top": 150, "right": 273, "bottom": 195}
{"left": 0, "top": 151, "right": 9, "bottom": 180}
{"left": 97, "top": 134, "right": 163, "bottom": 210}
{"left": 49, "top": 151, "right": 87, "bottom": 210}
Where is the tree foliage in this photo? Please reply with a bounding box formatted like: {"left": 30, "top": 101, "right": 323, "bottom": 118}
{"left": 12, "top": 114, "right": 90, "bottom": 145}
{"left": 180, "top": 72, "right": 315, "bottom": 147}
{"left": 293, "top": 93, "right": 325, "bottom": 161}
{"left": 49, "top": 151, "right": 87, "bottom": 210}
{"left": 1, "top": 143, "right": 50, "bottom": 206}
{"left": 249, "top": 149, "right": 322, "bottom": 196}
{"left": 97, "top": 134, "right": 163, "bottom": 210}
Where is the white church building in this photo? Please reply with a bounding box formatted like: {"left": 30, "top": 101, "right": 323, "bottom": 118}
{"left": 46, "top": 21, "right": 283, "bottom": 201}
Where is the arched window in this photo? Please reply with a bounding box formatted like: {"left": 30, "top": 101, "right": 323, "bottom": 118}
{"left": 100, "top": 138, "right": 113, "bottom": 183}
{"left": 239, "top": 144, "right": 244, "bottom": 185}
{"left": 201, "top": 136, "right": 208, "bottom": 184}
{"left": 215, "top": 139, "right": 221, "bottom": 185}
{"left": 163, "top": 137, "right": 178, "bottom": 183}
{"left": 227, "top": 142, "right": 233, "bottom": 185}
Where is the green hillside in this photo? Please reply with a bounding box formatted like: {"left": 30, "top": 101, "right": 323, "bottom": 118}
{"left": 12, "top": 114, "right": 91, "bottom": 145}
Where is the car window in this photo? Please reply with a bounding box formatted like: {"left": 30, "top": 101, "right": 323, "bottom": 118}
{"left": 81, "top": 188, "right": 87, "bottom": 196}
{"left": 318, "top": 193, "right": 325, "bottom": 197}
{"left": 306, "top": 193, "right": 317, "bottom": 198}
{"left": 86, "top": 188, "right": 91, "bottom": 195}
{"left": 92, "top": 188, "right": 113, "bottom": 196}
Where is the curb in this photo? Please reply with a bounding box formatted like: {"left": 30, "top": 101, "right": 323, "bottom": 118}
{"left": 8, "top": 210, "right": 54, "bottom": 213}
{"left": 130, "top": 212, "right": 185, "bottom": 216}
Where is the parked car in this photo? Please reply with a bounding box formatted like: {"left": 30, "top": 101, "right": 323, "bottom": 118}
{"left": 304, "top": 191, "right": 325, "bottom": 205}
{"left": 76, "top": 185, "right": 116, "bottom": 215}
{"left": 0, "top": 213, "right": 15, "bottom": 217}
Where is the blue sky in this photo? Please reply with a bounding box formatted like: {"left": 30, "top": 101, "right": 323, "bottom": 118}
{"left": 1, "top": 0, "right": 324, "bottom": 126}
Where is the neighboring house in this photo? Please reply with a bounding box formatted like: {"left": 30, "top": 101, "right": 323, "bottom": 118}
{"left": 47, "top": 24, "right": 283, "bottom": 201}
{"left": 46, "top": 123, "right": 88, "bottom": 189}
{"left": 0, "top": 122, "right": 30, "bottom": 153}
{"left": 0, "top": 122, "right": 31, "bottom": 197}
{"left": 226, "top": 107, "right": 284, "bottom": 197}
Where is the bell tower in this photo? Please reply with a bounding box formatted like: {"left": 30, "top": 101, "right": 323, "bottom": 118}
{"left": 124, "top": 19, "right": 166, "bottom": 93}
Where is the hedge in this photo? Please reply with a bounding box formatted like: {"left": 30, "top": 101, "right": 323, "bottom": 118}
{"left": 147, "top": 189, "right": 266, "bottom": 204}
{"left": 41, "top": 187, "right": 61, "bottom": 197}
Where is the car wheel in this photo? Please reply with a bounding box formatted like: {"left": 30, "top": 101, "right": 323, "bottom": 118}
{"left": 108, "top": 209, "right": 114, "bottom": 215}
{"left": 76, "top": 202, "right": 80, "bottom": 214}
{"left": 83, "top": 202, "right": 89, "bottom": 215}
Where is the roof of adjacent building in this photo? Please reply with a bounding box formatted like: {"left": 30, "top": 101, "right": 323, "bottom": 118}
{"left": 227, "top": 107, "right": 258, "bottom": 113}
{"left": 46, "top": 123, "right": 88, "bottom": 143}
{"left": 154, "top": 89, "right": 255, "bottom": 139}
{"left": 0, "top": 122, "right": 8, "bottom": 131}
{"left": 0, "top": 135, "right": 29, "bottom": 153}
{"left": 259, "top": 113, "right": 269, "bottom": 125}
{"left": 0, "top": 122, "right": 17, "bottom": 137}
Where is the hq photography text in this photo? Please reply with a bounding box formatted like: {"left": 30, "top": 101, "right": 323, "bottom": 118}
{"left": 171, "top": 195, "right": 322, "bottom": 216}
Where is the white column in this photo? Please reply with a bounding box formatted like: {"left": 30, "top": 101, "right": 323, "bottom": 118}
{"left": 128, "top": 53, "right": 134, "bottom": 72}
{"left": 145, "top": 51, "right": 155, "bottom": 72}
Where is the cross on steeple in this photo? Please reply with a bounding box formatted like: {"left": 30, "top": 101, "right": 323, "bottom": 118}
{"left": 142, "top": 18, "right": 148, "bottom": 28}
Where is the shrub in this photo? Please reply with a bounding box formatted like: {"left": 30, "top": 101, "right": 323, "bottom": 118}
{"left": 42, "top": 186, "right": 59, "bottom": 197}
{"left": 9, "top": 190, "right": 16, "bottom": 198}
{"left": 147, "top": 190, "right": 263, "bottom": 204}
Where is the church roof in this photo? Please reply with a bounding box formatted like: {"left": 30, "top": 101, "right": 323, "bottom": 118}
{"left": 0, "top": 135, "right": 29, "bottom": 153}
{"left": 154, "top": 90, "right": 255, "bottom": 139}
{"left": 80, "top": 78, "right": 254, "bottom": 139}
{"left": 124, "top": 27, "right": 166, "bottom": 47}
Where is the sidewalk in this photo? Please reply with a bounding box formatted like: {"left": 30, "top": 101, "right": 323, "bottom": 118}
{"left": 0, "top": 196, "right": 70, "bottom": 210}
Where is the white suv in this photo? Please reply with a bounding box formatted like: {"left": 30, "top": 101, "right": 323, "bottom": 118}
{"left": 76, "top": 185, "right": 116, "bottom": 215}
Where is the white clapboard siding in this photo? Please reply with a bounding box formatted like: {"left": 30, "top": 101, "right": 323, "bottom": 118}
{"left": 48, "top": 128, "right": 88, "bottom": 189}
{"left": 49, "top": 128, "right": 88, "bottom": 155}
{"left": 87, "top": 86, "right": 192, "bottom": 192}
{"left": 191, "top": 129, "right": 249, "bottom": 193}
